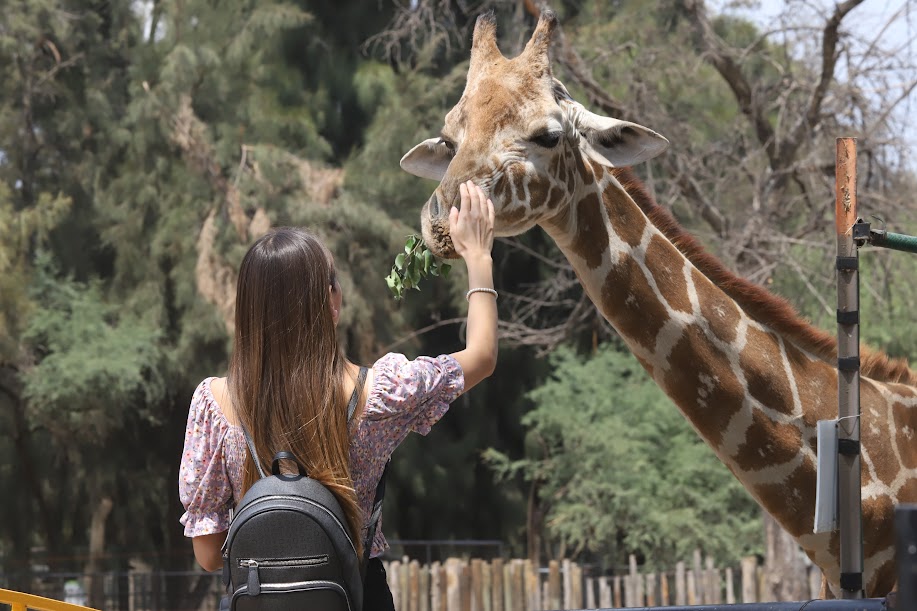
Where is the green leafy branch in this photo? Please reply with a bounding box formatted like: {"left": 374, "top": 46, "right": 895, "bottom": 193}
{"left": 385, "top": 235, "right": 451, "bottom": 300}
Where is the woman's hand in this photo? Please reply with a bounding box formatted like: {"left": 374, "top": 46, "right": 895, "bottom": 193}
{"left": 448, "top": 181, "right": 498, "bottom": 392}
{"left": 450, "top": 181, "right": 495, "bottom": 259}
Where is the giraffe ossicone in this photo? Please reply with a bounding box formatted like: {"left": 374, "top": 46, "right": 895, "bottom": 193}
{"left": 401, "top": 10, "right": 917, "bottom": 598}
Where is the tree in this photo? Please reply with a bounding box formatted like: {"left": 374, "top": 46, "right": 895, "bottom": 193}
{"left": 485, "top": 344, "right": 762, "bottom": 568}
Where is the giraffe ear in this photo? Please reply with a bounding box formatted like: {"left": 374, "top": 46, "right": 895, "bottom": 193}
{"left": 400, "top": 138, "right": 454, "bottom": 181}
{"left": 577, "top": 112, "right": 669, "bottom": 167}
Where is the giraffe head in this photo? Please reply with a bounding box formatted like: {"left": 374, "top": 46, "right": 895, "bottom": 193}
{"left": 401, "top": 11, "right": 669, "bottom": 258}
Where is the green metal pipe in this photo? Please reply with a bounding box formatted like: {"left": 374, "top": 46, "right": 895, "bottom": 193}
{"left": 870, "top": 230, "right": 917, "bottom": 254}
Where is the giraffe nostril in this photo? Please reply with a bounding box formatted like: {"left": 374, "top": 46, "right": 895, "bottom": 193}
{"left": 429, "top": 193, "right": 441, "bottom": 217}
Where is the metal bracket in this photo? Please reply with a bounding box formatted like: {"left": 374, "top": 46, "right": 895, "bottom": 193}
{"left": 838, "top": 356, "right": 861, "bottom": 371}
{"left": 836, "top": 310, "right": 859, "bottom": 325}
{"left": 852, "top": 219, "right": 871, "bottom": 246}
{"left": 838, "top": 438, "right": 860, "bottom": 456}
{"left": 840, "top": 571, "right": 863, "bottom": 592}
{"left": 836, "top": 256, "right": 858, "bottom": 271}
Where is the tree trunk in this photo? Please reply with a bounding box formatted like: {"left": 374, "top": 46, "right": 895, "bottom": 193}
{"left": 84, "top": 496, "right": 113, "bottom": 609}
{"left": 762, "top": 509, "right": 808, "bottom": 601}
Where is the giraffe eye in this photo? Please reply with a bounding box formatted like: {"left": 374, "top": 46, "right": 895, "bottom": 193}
{"left": 439, "top": 138, "right": 456, "bottom": 155}
{"left": 531, "top": 131, "right": 562, "bottom": 148}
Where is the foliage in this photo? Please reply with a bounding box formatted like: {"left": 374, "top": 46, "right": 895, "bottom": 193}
{"left": 485, "top": 345, "right": 762, "bottom": 569}
{"left": 385, "top": 235, "right": 452, "bottom": 299}
{"left": 1, "top": 1, "right": 916, "bottom": 602}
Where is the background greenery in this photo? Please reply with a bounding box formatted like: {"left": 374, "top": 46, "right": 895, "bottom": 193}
{"left": 2, "top": 0, "right": 916, "bottom": 605}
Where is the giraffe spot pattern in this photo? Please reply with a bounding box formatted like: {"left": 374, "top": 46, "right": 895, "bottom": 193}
{"left": 753, "top": 456, "right": 816, "bottom": 538}
{"left": 862, "top": 494, "right": 895, "bottom": 563}
{"left": 733, "top": 409, "right": 803, "bottom": 474}
{"left": 783, "top": 341, "right": 835, "bottom": 426}
{"left": 646, "top": 235, "right": 692, "bottom": 314}
{"left": 569, "top": 191, "right": 609, "bottom": 270}
{"left": 693, "top": 269, "right": 741, "bottom": 345}
{"left": 893, "top": 402, "right": 917, "bottom": 469}
{"left": 601, "top": 255, "right": 669, "bottom": 353}
{"left": 662, "top": 323, "right": 744, "bottom": 447}
{"left": 605, "top": 187, "right": 646, "bottom": 248}
{"left": 861, "top": 379, "right": 899, "bottom": 488}
{"left": 740, "top": 326, "right": 796, "bottom": 416}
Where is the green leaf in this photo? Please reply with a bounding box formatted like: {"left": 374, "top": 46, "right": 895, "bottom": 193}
{"left": 423, "top": 250, "right": 432, "bottom": 273}
{"left": 395, "top": 253, "right": 405, "bottom": 270}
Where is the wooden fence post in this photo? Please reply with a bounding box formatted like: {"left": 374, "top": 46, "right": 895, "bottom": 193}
{"left": 446, "top": 559, "right": 462, "bottom": 611}
{"left": 628, "top": 555, "right": 638, "bottom": 607}
{"left": 686, "top": 569, "right": 697, "bottom": 606}
{"left": 482, "top": 561, "right": 492, "bottom": 611}
{"left": 562, "top": 560, "right": 572, "bottom": 610}
{"left": 512, "top": 560, "right": 525, "bottom": 611}
{"left": 598, "top": 577, "right": 612, "bottom": 609}
{"left": 660, "top": 571, "right": 670, "bottom": 606}
{"left": 613, "top": 575, "right": 622, "bottom": 608}
{"left": 503, "top": 561, "right": 512, "bottom": 611}
{"left": 461, "top": 562, "right": 472, "bottom": 611}
{"left": 570, "top": 563, "right": 583, "bottom": 610}
{"left": 645, "top": 572, "right": 656, "bottom": 607}
{"left": 421, "top": 564, "right": 431, "bottom": 611}
{"left": 725, "top": 567, "right": 735, "bottom": 604}
{"left": 492, "top": 559, "right": 504, "bottom": 611}
{"left": 524, "top": 559, "right": 540, "bottom": 611}
{"left": 675, "top": 561, "right": 686, "bottom": 606}
{"left": 585, "top": 577, "right": 596, "bottom": 610}
{"left": 692, "top": 550, "right": 703, "bottom": 603}
{"left": 741, "top": 556, "right": 757, "bottom": 603}
{"left": 705, "top": 555, "right": 719, "bottom": 604}
{"left": 410, "top": 560, "right": 421, "bottom": 611}
{"left": 471, "top": 559, "right": 484, "bottom": 611}
{"left": 547, "top": 560, "right": 561, "bottom": 610}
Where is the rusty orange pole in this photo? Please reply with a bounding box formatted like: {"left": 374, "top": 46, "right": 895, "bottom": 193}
{"left": 835, "top": 137, "right": 864, "bottom": 599}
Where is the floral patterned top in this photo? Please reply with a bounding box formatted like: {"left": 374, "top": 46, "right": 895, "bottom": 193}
{"left": 178, "top": 352, "right": 464, "bottom": 558}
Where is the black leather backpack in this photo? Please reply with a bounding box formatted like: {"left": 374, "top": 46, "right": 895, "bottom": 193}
{"left": 221, "top": 367, "right": 386, "bottom": 610}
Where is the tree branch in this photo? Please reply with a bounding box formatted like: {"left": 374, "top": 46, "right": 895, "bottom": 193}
{"left": 680, "top": 0, "right": 777, "bottom": 166}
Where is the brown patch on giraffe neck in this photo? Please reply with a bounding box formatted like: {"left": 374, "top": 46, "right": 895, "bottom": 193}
{"left": 610, "top": 167, "right": 917, "bottom": 386}
{"left": 662, "top": 324, "right": 744, "bottom": 447}
{"left": 600, "top": 256, "right": 668, "bottom": 353}
{"left": 603, "top": 186, "right": 645, "bottom": 248}
{"left": 569, "top": 191, "right": 608, "bottom": 269}
{"left": 694, "top": 269, "right": 741, "bottom": 344}
{"left": 733, "top": 409, "right": 803, "bottom": 472}
{"left": 784, "top": 341, "right": 836, "bottom": 425}
{"left": 893, "top": 402, "right": 917, "bottom": 469}
{"left": 645, "top": 235, "right": 691, "bottom": 314}
{"left": 740, "top": 327, "right": 796, "bottom": 415}
{"left": 754, "top": 457, "right": 816, "bottom": 538}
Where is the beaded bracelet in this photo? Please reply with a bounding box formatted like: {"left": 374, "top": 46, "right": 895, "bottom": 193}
{"left": 465, "top": 288, "right": 498, "bottom": 301}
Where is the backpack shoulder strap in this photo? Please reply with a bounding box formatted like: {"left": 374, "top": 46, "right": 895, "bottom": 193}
{"left": 347, "top": 366, "right": 369, "bottom": 422}
{"left": 239, "top": 423, "right": 268, "bottom": 479}
{"left": 363, "top": 460, "right": 389, "bottom": 571}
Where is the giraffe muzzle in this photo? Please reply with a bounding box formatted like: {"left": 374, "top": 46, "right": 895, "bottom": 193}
{"left": 421, "top": 192, "right": 459, "bottom": 259}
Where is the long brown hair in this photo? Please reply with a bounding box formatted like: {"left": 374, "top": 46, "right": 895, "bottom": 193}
{"left": 228, "top": 227, "right": 363, "bottom": 556}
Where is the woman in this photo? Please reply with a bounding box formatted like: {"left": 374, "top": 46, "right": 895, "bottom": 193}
{"left": 178, "top": 181, "right": 497, "bottom": 609}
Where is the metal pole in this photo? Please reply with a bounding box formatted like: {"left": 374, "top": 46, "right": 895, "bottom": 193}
{"left": 835, "top": 137, "right": 864, "bottom": 599}
{"left": 896, "top": 504, "right": 917, "bottom": 609}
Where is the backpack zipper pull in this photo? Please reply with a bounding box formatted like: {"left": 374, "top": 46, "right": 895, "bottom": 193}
{"left": 241, "top": 560, "right": 261, "bottom": 596}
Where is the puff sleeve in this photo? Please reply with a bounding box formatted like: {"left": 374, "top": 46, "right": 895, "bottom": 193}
{"left": 178, "top": 380, "right": 235, "bottom": 537}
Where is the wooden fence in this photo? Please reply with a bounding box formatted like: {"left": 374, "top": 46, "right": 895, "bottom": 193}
{"left": 383, "top": 550, "right": 823, "bottom": 610}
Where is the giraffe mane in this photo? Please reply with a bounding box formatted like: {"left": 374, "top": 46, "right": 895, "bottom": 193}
{"left": 611, "top": 167, "right": 917, "bottom": 386}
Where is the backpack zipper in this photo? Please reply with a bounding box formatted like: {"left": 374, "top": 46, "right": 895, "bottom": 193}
{"left": 238, "top": 555, "right": 328, "bottom": 569}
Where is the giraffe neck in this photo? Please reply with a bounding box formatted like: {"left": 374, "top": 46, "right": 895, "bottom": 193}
{"left": 540, "top": 163, "right": 835, "bottom": 554}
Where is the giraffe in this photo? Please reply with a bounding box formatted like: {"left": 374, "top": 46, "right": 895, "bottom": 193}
{"left": 399, "top": 11, "right": 917, "bottom": 597}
